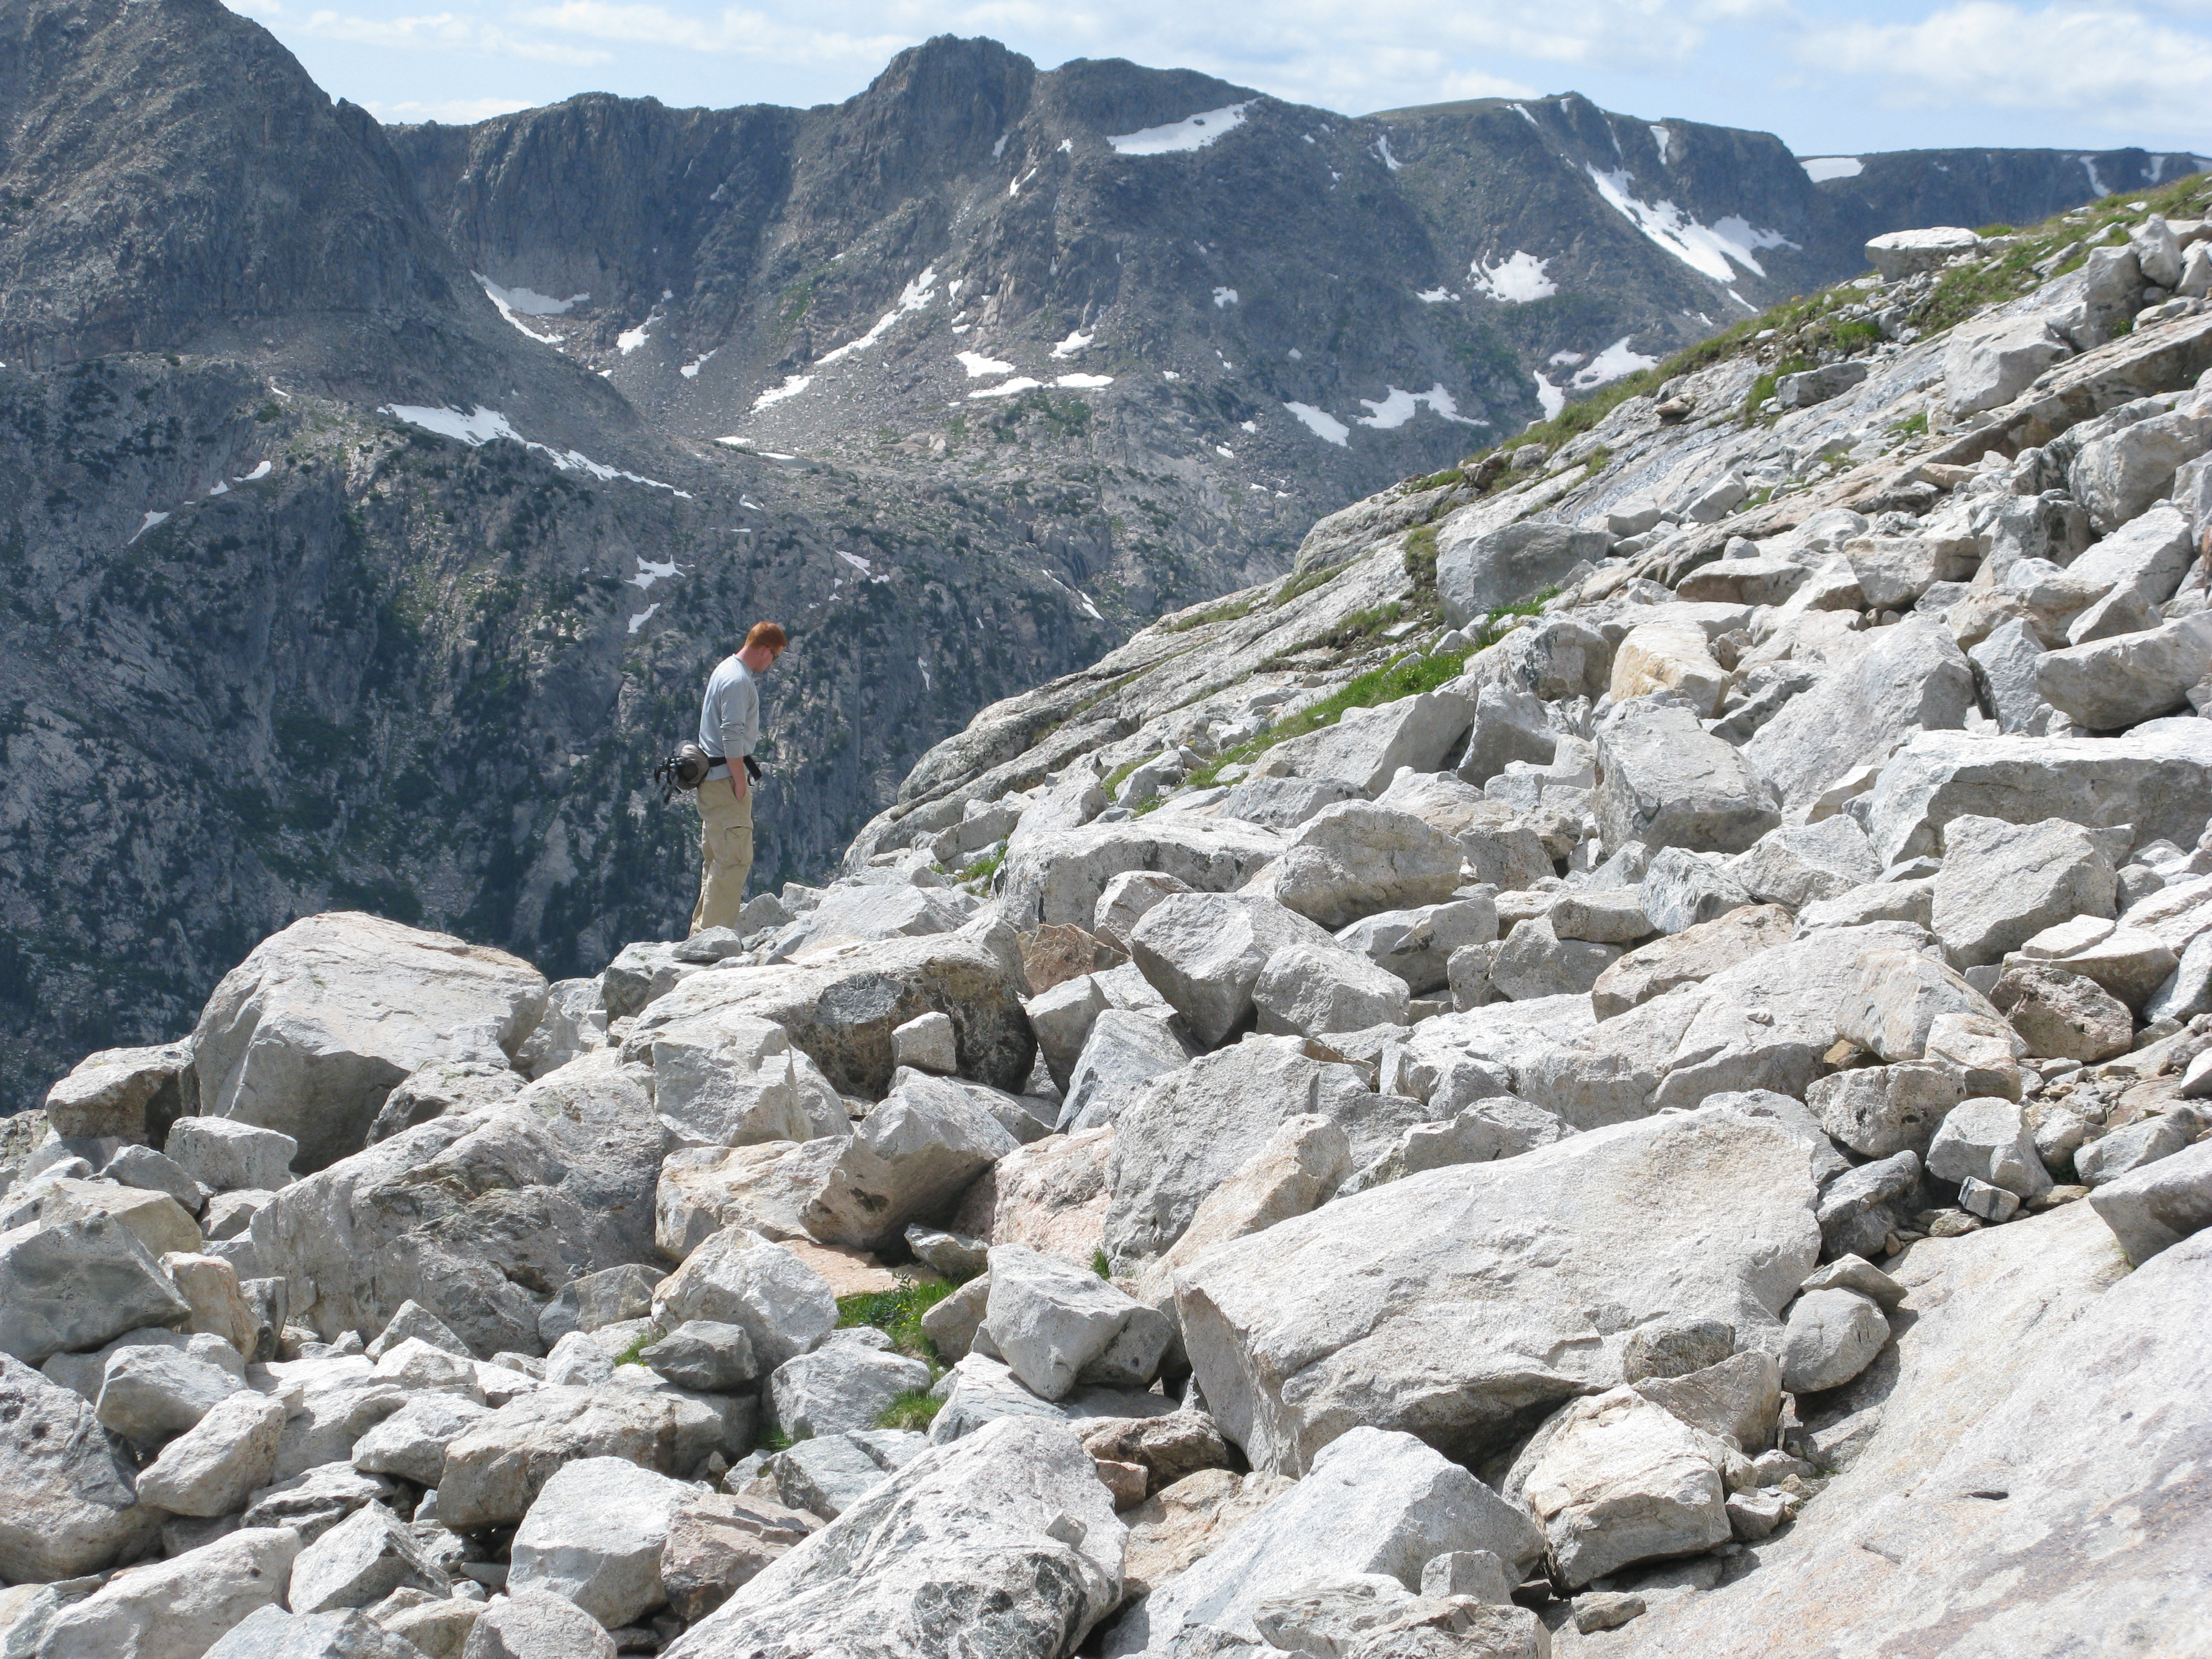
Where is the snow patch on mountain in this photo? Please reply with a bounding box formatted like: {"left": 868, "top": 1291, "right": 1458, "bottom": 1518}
{"left": 1569, "top": 336, "right": 1658, "bottom": 388}
{"left": 1801, "top": 156, "right": 1864, "bottom": 182}
{"left": 379, "top": 404, "right": 691, "bottom": 495}
{"left": 1586, "top": 167, "right": 1799, "bottom": 282}
{"left": 1284, "top": 401, "right": 1350, "bottom": 446}
{"left": 1354, "top": 383, "right": 1480, "bottom": 429}
{"left": 817, "top": 267, "right": 938, "bottom": 366}
{"left": 1107, "top": 102, "right": 1253, "bottom": 155}
{"left": 1469, "top": 251, "right": 1557, "bottom": 304}
{"left": 752, "top": 374, "right": 813, "bottom": 413}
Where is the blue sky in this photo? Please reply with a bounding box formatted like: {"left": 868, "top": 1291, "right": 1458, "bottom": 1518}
{"left": 226, "top": 0, "right": 2212, "bottom": 157}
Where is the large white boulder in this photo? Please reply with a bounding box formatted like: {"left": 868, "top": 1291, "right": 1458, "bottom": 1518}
{"left": 1100, "top": 1426, "right": 1545, "bottom": 1657}
{"left": 2087, "top": 1139, "right": 2212, "bottom": 1264}
{"left": 454, "top": 1590, "right": 614, "bottom": 1659}
{"left": 248, "top": 1049, "right": 666, "bottom": 1357}
{"left": 0, "top": 1212, "right": 192, "bottom": 1363}
{"left": 766, "top": 1342, "right": 933, "bottom": 1438}
{"left": 33, "top": 1527, "right": 301, "bottom": 1659}
{"left": 797, "top": 1074, "right": 1025, "bottom": 1252}
{"left": 40, "top": 1040, "right": 195, "bottom": 1143}
{"left": 436, "top": 1384, "right": 728, "bottom": 1529}
{"left": 1438, "top": 520, "right": 1613, "bottom": 625}
{"left": 1929, "top": 815, "right": 2117, "bottom": 967}
{"left": 1597, "top": 702, "right": 1779, "bottom": 854}
{"left": 509, "top": 1455, "right": 694, "bottom": 1629}
{"left": 165, "top": 1117, "right": 298, "bottom": 1194}
{"left": 764, "top": 883, "right": 976, "bottom": 961}
{"left": 1506, "top": 1386, "right": 1731, "bottom": 1588}
{"left": 1058, "top": 1009, "right": 1193, "bottom": 1133}
{"left": 2070, "top": 408, "right": 2212, "bottom": 533}
{"left": 1265, "top": 691, "right": 1478, "bottom": 795}
{"left": 643, "top": 1009, "right": 849, "bottom": 1149}
{"left": 1245, "top": 801, "right": 1468, "bottom": 928}
{"left": 134, "top": 1385, "right": 286, "bottom": 1516}
{"left": 662, "top": 1417, "right": 1124, "bottom": 1659}
{"left": 1864, "top": 726, "right": 2212, "bottom": 867}
{"left": 1177, "top": 1107, "right": 1820, "bottom": 1474}
{"left": 1128, "top": 892, "right": 1339, "bottom": 1048}
{"left": 1870, "top": 225, "right": 1979, "bottom": 279}
{"left": 1944, "top": 310, "right": 2070, "bottom": 414}
{"left": 1743, "top": 620, "right": 1976, "bottom": 811}
{"left": 650, "top": 1227, "right": 837, "bottom": 1372}
{"left": 1251, "top": 942, "right": 1412, "bottom": 1036}
{"left": 2038, "top": 613, "right": 2212, "bottom": 731}
{"left": 190, "top": 912, "right": 546, "bottom": 1172}
{"left": 288, "top": 1501, "right": 450, "bottom": 1614}
{"left": 1104, "top": 1037, "right": 1373, "bottom": 1271}
{"left": 623, "top": 932, "right": 1035, "bottom": 1097}
{"left": 0, "top": 1354, "right": 158, "bottom": 1580}
{"left": 982, "top": 1243, "right": 1172, "bottom": 1400}
{"left": 1000, "top": 818, "right": 1286, "bottom": 931}
{"left": 1375, "top": 770, "right": 1553, "bottom": 880}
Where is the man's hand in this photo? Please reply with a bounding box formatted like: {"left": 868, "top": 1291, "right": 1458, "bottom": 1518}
{"left": 731, "top": 764, "right": 749, "bottom": 801}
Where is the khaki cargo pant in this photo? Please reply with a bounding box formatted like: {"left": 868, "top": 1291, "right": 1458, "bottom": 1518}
{"left": 690, "top": 773, "right": 753, "bottom": 936}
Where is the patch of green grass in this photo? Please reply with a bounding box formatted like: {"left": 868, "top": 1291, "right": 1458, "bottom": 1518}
{"left": 1314, "top": 600, "right": 1407, "bottom": 651}
{"left": 611, "top": 1327, "right": 662, "bottom": 1367}
{"left": 1101, "top": 755, "right": 1145, "bottom": 797}
{"left": 1469, "top": 587, "right": 1561, "bottom": 652}
{"left": 1890, "top": 409, "right": 1929, "bottom": 440}
{"left": 1400, "top": 465, "right": 1465, "bottom": 494}
{"left": 1183, "top": 649, "right": 1467, "bottom": 791}
{"left": 1092, "top": 1250, "right": 1112, "bottom": 1279}
{"left": 957, "top": 847, "right": 1005, "bottom": 889}
{"left": 875, "top": 1390, "right": 943, "bottom": 1432}
{"left": 1164, "top": 593, "right": 1260, "bottom": 633}
{"left": 837, "top": 1278, "right": 956, "bottom": 1363}
{"left": 1274, "top": 561, "right": 1348, "bottom": 608}
{"left": 1403, "top": 523, "right": 1439, "bottom": 588}
{"left": 758, "top": 1428, "right": 797, "bottom": 1454}
{"left": 1744, "top": 357, "right": 1811, "bottom": 421}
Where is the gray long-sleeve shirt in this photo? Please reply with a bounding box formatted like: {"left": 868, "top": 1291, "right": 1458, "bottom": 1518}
{"left": 697, "top": 654, "right": 759, "bottom": 780}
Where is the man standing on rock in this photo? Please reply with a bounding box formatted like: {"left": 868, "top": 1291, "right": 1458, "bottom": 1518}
{"left": 691, "top": 621, "right": 786, "bottom": 935}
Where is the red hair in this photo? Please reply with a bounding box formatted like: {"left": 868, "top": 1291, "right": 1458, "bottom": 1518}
{"left": 745, "top": 622, "right": 787, "bottom": 651}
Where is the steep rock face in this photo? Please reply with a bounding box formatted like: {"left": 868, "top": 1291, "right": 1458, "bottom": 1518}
{"left": 390, "top": 45, "right": 2172, "bottom": 617}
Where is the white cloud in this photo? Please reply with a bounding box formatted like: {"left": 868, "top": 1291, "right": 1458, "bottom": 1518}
{"left": 366, "top": 95, "right": 540, "bottom": 121}
{"left": 223, "top": 0, "right": 2212, "bottom": 157}
{"left": 296, "top": 6, "right": 614, "bottom": 62}
{"left": 511, "top": 0, "right": 909, "bottom": 64}
{"left": 1797, "top": 1, "right": 2212, "bottom": 137}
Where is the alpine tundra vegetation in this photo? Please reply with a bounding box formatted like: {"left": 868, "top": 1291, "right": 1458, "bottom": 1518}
{"left": 3, "top": 0, "right": 2212, "bottom": 1654}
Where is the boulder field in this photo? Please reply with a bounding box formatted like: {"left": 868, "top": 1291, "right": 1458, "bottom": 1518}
{"left": 6, "top": 199, "right": 2212, "bottom": 1659}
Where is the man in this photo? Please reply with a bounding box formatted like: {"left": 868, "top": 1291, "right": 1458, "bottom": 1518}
{"left": 691, "top": 621, "right": 786, "bottom": 935}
